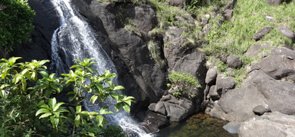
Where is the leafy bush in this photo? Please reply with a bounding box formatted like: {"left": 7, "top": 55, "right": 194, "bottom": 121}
{"left": 168, "top": 71, "right": 200, "bottom": 98}
{"left": 0, "top": 0, "right": 34, "bottom": 55}
{"left": 0, "top": 57, "right": 132, "bottom": 136}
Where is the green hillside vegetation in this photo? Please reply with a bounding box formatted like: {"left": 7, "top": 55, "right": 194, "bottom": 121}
{"left": 149, "top": 0, "right": 295, "bottom": 84}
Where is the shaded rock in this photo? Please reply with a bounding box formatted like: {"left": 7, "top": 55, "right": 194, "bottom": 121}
{"left": 164, "top": 95, "right": 194, "bottom": 122}
{"left": 253, "top": 27, "right": 273, "bottom": 41}
{"left": 148, "top": 103, "right": 156, "bottom": 111}
{"left": 205, "top": 67, "right": 218, "bottom": 85}
{"left": 141, "top": 111, "right": 169, "bottom": 133}
{"left": 245, "top": 44, "right": 272, "bottom": 57}
{"left": 223, "top": 122, "right": 240, "bottom": 134}
{"left": 203, "top": 85, "right": 210, "bottom": 100}
{"left": 205, "top": 101, "right": 228, "bottom": 120}
{"left": 208, "top": 85, "right": 220, "bottom": 101}
{"left": 223, "top": 9, "right": 233, "bottom": 20}
{"left": 251, "top": 47, "right": 295, "bottom": 80}
{"left": 226, "top": 55, "right": 243, "bottom": 68}
{"left": 168, "top": 0, "right": 185, "bottom": 7}
{"left": 278, "top": 25, "right": 295, "bottom": 40}
{"left": 172, "top": 50, "right": 206, "bottom": 80}
{"left": 267, "top": 0, "right": 283, "bottom": 5}
{"left": 160, "top": 94, "right": 172, "bottom": 101}
{"left": 152, "top": 101, "right": 167, "bottom": 115}
{"left": 253, "top": 105, "right": 271, "bottom": 116}
{"left": 239, "top": 112, "right": 295, "bottom": 137}
{"left": 224, "top": 0, "right": 237, "bottom": 10}
{"left": 201, "top": 14, "right": 211, "bottom": 26}
{"left": 216, "top": 75, "right": 235, "bottom": 95}
{"left": 219, "top": 54, "right": 228, "bottom": 63}
{"left": 218, "top": 84, "right": 267, "bottom": 121}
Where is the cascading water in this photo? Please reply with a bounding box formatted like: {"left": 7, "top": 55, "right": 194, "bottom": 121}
{"left": 50, "top": 0, "right": 152, "bottom": 136}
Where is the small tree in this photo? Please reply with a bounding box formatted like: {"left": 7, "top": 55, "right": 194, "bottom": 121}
{"left": 0, "top": 0, "right": 34, "bottom": 57}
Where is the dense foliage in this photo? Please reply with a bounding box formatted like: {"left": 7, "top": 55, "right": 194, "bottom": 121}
{"left": 0, "top": 57, "right": 133, "bottom": 136}
{"left": 0, "top": 0, "right": 34, "bottom": 55}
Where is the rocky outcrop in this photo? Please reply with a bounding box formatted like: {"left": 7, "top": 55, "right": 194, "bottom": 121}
{"left": 239, "top": 112, "right": 295, "bottom": 137}
{"left": 206, "top": 47, "right": 295, "bottom": 122}
{"left": 72, "top": 0, "right": 167, "bottom": 107}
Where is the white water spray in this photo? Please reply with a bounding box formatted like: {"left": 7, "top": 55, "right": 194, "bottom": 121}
{"left": 50, "top": 0, "right": 152, "bottom": 136}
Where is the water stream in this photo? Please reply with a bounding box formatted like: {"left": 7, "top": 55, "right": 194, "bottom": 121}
{"left": 49, "top": 0, "right": 152, "bottom": 136}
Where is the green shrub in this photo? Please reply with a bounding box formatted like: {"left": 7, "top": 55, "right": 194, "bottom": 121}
{"left": 0, "top": 57, "right": 132, "bottom": 136}
{"left": 168, "top": 71, "right": 200, "bottom": 98}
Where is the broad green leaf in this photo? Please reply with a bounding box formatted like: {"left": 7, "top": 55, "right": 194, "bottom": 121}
{"left": 1, "top": 90, "right": 7, "bottom": 98}
{"left": 49, "top": 98, "right": 57, "bottom": 108}
{"left": 90, "top": 95, "right": 98, "bottom": 104}
{"left": 75, "top": 115, "right": 81, "bottom": 127}
{"left": 123, "top": 105, "right": 130, "bottom": 113}
{"left": 113, "top": 85, "right": 125, "bottom": 91}
{"left": 53, "top": 102, "right": 65, "bottom": 112}
{"left": 14, "top": 74, "right": 22, "bottom": 84}
{"left": 39, "top": 113, "right": 52, "bottom": 119}
{"left": 50, "top": 116, "right": 59, "bottom": 129}
{"left": 8, "top": 57, "right": 21, "bottom": 66}
{"left": 36, "top": 108, "right": 49, "bottom": 116}
{"left": 96, "top": 115, "right": 104, "bottom": 127}
{"left": 31, "top": 72, "right": 36, "bottom": 80}
{"left": 40, "top": 104, "right": 50, "bottom": 110}
{"left": 76, "top": 105, "right": 82, "bottom": 113}
{"left": 99, "top": 108, "right": 112, "bottom": 115}
{"left": 21, "top": 68, "right": 29, "bottom": 75}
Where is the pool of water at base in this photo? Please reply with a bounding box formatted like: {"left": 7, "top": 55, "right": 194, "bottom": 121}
{"left": 157, "top": 114, "right": 238, "bottom": 137}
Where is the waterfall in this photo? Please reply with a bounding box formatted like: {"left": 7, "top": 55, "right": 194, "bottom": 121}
{"left": 50, "top": 0, "right": 152, "bottom": 136}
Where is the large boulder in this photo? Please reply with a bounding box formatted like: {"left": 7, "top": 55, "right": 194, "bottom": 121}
{"left": 205, "top": 67, "right": 217, "bottom": 85}
{"left": 251, "top": 47, "right": 295, "bottom": 80}
{"left": 239, "top": 112, "right": 295, "bottom": 137}
{"left": 149, "top": 95, "right": 194, "bottom": 122}
{"left": 216, "top": 75, "right": 235, "bottom": 95}
{"left": 141, "top": 111, "right": 169, "bottom": 133}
